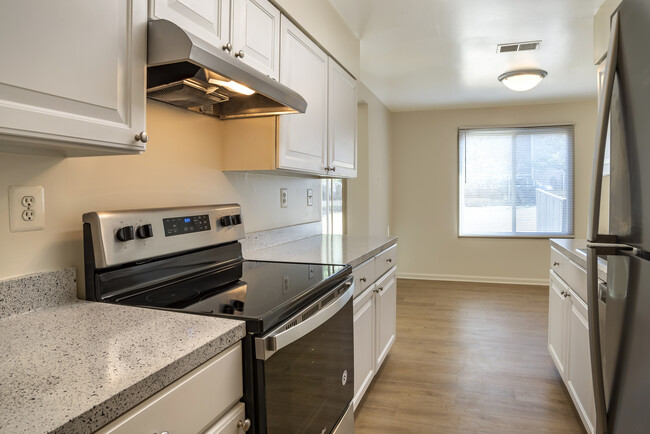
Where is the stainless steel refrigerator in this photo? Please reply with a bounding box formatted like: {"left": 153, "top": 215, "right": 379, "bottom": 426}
{"left": 587, "top": 0, "right": 650, "bottom": 433}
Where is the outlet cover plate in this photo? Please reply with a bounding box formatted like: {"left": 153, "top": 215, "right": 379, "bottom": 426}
{"left": 9, "top": 185, "right": 45, "bottom": 232}
{"left": 307, "top": 189, "right": 313, "bottom": 206}
{"left": 280, "top": 188, "right": 288, "bottom": 208}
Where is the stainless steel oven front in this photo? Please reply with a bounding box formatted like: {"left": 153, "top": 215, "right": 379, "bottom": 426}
{"left": 253, "top": 276, "right": 355, "bottom": 434}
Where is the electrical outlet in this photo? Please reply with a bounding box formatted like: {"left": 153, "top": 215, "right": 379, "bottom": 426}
{"left": 9, "top": 185, "right": 45, "bottom": 232}
{"left": 280, "top": 188, "right": 288, "bottom": 208}
{"left": 307, "top": 189, "right": 313, "bottom": 206}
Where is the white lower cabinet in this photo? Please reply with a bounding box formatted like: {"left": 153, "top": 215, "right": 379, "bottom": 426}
{"left": 375, "top": 270, "right": 397, "bottom": 369}
{"left": 353, "top": 283, "right": 376, "bottom": 410}
{"left": 96, "top": 342, "right": 247, "bottom": 434}
{"left": 548, "top": 271, "right": 570, "bottom": 380}
{"left": 566, "top": 289, "right": 596, "bottom": 434}
{"left": 547, "top": 247, "right": 596, "bottom": 434}
{"left": 351, "top": 244, "right": 397, "bottom": 410}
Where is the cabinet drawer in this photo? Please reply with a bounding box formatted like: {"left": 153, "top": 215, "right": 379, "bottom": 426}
{"left": 97, "top": 342, "right": 243, "bottom": 434}
{"left": 352, "top": 258, "right": 375, "bottom": 297}
{"left": 375, "top": 245, "right": 397, "bottom": 278}
{"left": 551, "top": 247, "right": 587, "bottom": 303}
{"left": 204, "top": 402, "right": 247, "bottom": 434}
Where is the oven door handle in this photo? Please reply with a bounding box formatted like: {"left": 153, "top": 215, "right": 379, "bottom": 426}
{"left": 255, "top": 276, "right": 354, "bottom": 361}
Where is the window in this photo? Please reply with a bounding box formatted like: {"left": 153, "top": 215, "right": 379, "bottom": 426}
{"left": 458, "top": 125, "right": 574, "bottom": 237}
{"left": 322, "top": 178, "right": 343, "bottom": 234}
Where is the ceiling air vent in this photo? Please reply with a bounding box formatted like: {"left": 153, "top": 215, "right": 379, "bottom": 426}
{"left": 497, "top": 40, "right": 541, "bottom": 53}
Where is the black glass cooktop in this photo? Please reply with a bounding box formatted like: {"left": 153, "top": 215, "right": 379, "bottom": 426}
{"left": 115, "top": 260, "right": 349, "bottom": 334}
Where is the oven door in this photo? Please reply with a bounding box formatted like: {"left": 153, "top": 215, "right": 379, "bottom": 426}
{"left": 254, "top": 276, "right": 354, "bottom": 434}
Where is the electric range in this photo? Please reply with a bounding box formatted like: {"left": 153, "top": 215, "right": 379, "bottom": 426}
{"left": 83, "top": 205, "right": 355, "bottom": 434}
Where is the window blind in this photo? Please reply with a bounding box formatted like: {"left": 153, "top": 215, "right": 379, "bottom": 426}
{"left": 458, "top": 125, "right": 574, "bottom": 237}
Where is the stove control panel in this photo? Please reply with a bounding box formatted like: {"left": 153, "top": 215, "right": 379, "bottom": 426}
{"left": 84, "top": 204, "right": 245, "bottom": 268}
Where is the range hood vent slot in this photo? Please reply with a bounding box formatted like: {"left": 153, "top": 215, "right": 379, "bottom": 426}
{"left": 147, "top": 19, "right": 307, "bottom": 120}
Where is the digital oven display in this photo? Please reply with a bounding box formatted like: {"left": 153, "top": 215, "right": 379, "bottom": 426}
{"left": 163, "top": 214, "right": 211, "bottom": 236}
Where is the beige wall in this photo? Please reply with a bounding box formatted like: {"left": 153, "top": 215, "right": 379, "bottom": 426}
{"left": 272, "top": 0, "right": 360, "bottom": 77}
{"left": 391, "top": 100, "right": 599, "bottom": 285}
{"left": 0, "top": 101, "right": 320, "bottom": 282}
{"left": 347, "top": 83, "right": 391, "bottom": 237}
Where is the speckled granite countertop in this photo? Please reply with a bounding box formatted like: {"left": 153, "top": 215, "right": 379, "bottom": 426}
{"left": 245, "top": 234, "right": 397, "bottom": 268}
{"left": 550, "top": 238, "right": 608, "bottom": 281}
{"left": 0, "top": 300, "right": 245, "bottom": 433}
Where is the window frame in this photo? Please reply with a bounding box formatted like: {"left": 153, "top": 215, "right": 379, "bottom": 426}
{"left": 457, "top": 124, "right": 575, "bottom": 239}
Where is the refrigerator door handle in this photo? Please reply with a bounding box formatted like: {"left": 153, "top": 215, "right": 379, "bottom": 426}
{"left": 588, "top": 247, "right": 609, "bottom": 434}
{"left": 588, "top": 11, "right": 620, "bottom": 244}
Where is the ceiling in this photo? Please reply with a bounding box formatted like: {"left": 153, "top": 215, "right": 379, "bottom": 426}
{"left": 328, "top": 0, "right": 603, "bottom": 111}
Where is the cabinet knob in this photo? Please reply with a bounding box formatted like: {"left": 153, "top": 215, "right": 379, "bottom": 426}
{"left": 223, "top": 43, "right": 232, "bottom": 52}
{"left": 360, "top": 277, "right": 367, "bottom": 282}
{"left": 373, "top": 288, "right": 380, "bottom": 293}
{"left": 387, "top": 258, "right": 392, "bottom": 263}
{"left": 565, "top": 292, "right": 571, "bottom": 298}
{"left": 134, "top": 131, "right": 149, "bottom": 143}
{"left": 237, "top": 419, "right": 251, "bottom": 431}
{"left": 235, "top": 50, "right": 245, "bottom": 58}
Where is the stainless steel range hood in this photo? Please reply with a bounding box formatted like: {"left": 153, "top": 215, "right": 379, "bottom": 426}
{"left": 147, "top": 19, "right": 307, "bottom": 120}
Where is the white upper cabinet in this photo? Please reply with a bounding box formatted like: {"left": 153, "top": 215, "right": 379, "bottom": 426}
{"left": 328, "top": 58, "right": 357, "bottom": 178}
{"left": 232, "top": 0, "right": 281, "bottom": 80}
{"left": 149, "top": 0, "right": 231, "bottom": 51}
{"left": 278, "top": 16, "right": 328, "bottom": 174}
{"left": 0, "top": 0, "right": 147, "bottom": 157}
{"left": 150, "top": 0, "right": 280, "bottom": 79}
{"left": 593, "top": 0, "right": 623, "bottom": 65}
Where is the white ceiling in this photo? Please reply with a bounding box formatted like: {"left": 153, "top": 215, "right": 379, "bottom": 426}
{"left": 328, "top": 0, "right": 603, "bottom": 111}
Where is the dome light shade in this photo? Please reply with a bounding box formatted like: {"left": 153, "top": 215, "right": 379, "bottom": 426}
{"left": 498, "top": 69, "right": 548, "bottom": 91}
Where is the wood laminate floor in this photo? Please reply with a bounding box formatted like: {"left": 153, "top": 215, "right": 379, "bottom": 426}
{"left": 354, "top": 279, "right": 585, "bottom": 434}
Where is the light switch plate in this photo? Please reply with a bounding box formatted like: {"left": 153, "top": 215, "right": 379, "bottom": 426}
{"left": 307, "top": 189, "right": 313, "bottom": 206}
{"left": 9, "top": 185, "right": 45, "bottom": 232}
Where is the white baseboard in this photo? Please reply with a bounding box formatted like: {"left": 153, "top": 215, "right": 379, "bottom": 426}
{"left": 396, "top": 272, "right": 547, "bottom": 286}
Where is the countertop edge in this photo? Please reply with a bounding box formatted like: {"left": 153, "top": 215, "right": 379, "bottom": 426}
{"left": 550, "top": 238, "right": 608, "bottom": 282}
{"left": 60, "top": 320, "right": 246, "bottom": 433}
{"left": 348, "top": 237, "right": 398, "bottom": 268}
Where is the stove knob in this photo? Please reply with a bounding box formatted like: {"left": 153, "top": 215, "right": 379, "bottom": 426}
{"left": 231, "top": 299, "right": 245, "bottom": 311}
{"left": 115, "top": 226, "right": 135, "bottom": 242}
{"left": 220, "top": 216, "right": 233, "bottom": 227}
{"left": 136, "top": 224, "right": 154, "bottom": 239}
{"left": 222, "top": 304, "right": 235, "bottom": 314}
{"left": 232, "top": 214, "right": 242, "bottom": 225}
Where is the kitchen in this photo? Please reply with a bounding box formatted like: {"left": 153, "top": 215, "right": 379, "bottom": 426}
{"left": 0, "top": 0, "right": 645, "bottom": 433}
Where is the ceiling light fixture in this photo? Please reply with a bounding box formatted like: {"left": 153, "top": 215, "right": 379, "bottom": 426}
{"left": 498, "top": 69, "right": 548, "bottom": 92}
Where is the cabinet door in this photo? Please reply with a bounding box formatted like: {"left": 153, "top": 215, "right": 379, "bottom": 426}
{"left": 375, "top": 269, "right": 397, "bottom": 369}
{"left": 548, "top": 271, "right": 570, "bottom": 380}
{"left": 278, "top": 16, "right": 328, "bottom": 174}
{"left": 353, "top": 285, "right": 376, "bottom": 411}
{"left": 0, "top": 0, "right": 146, "bottom": 156}
{"left": 327, "top": 58, "right": 357, "bottom": 178}
{"left": 150, "top": 0, "right": 231, "bottom": 51}
{"left": 566, "top": 291, "right": 596, "bottom": 434}
{"left": 231, "top": 0, "right": 280, "bottom": 80}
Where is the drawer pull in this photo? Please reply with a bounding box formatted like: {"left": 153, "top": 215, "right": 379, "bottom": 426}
{"left": 553, "top": 261, "right": 560, "bottom": 266}
{"left": 360, "top": 277, "right": 367, "bottom": 283}
{"left": 238, "top": 419, "right": 251, "bottom": 431}
{"left": 373, "top": 288, "right": 380, "bottom": 293}
{"left": 387, "top": 258, "right": 393, "bottom": 263}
